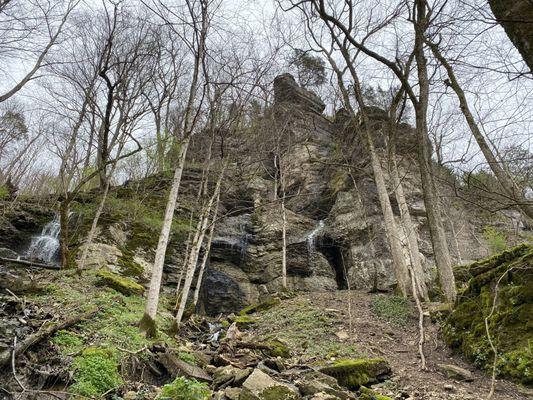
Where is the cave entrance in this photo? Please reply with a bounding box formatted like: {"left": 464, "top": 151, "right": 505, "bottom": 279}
{"left": 317, "top": 237, "right": 349, "bottom": 290}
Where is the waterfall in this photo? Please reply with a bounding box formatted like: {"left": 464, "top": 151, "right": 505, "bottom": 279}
{"left": 25, "top": 214, "right": 61, "bottom": 263}
{"left": 238, "top": 216, "right": 251, "bottom": 260}
{"left": 307, "top": 220, "right": 325, "bottom": 262}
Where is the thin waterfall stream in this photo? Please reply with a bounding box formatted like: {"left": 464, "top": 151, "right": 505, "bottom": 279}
{"left": 307, "top": 220, "right": 325, "bottom": 269}
{"left": 25, "top": 214, "right": 62, "bottom": 263}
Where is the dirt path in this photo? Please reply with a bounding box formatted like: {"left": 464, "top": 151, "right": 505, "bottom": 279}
{"left": 301, "top": 290, "right": 530, "bottom": 400}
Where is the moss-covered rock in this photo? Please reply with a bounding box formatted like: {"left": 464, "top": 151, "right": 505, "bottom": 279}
{"left": 238, "top": 298, "right": 281, "bottom": 316}
{"left": 358, "top": 386, "right": 392, "bottom": 400}
{"left": 443, "top": 244, "right": 533, "bottom": 386}
{"left": 320, "top": 358, "right": 391, "bottom": 390}
{"left": 230, "top": 314, "right": 257, "bottom": 329}
{"left": 96, "top": 269, "right": 144, "bottom": 296}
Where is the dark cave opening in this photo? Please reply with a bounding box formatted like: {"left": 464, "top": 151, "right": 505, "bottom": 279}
{"left": 317, "top": 237, "right": 349, "bottom": 290}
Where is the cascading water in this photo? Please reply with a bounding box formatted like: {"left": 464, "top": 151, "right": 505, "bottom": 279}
{"left": 238, "top": 216, "right": 252, "bottom": 260}
{"left": 25, "top": 214, "right": 61, "bottom": 263}
{"left": 307, "top": 220, "right": 325, "bottom": 267}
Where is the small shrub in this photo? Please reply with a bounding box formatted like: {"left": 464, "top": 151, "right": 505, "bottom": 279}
{"left": 0, "top": 184, "right": 8, "bottom": 200}
{"left": 482, "top": 226, "right": 507, "bottom": 253}
{"left": 371, "top": 295, "right": 410, "bottom": 326}
{"left": 70, "top": 348, "right": 122, "bottom": 397}
{"left": 157, "top": 377, "right": 211, "bottom": 400}
{"left": 178, "top": 351, "right": 197, "bottom": 365}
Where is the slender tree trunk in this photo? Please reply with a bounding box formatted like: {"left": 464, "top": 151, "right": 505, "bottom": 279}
{"left": 192, "top": 191, "right": 220, "bottom": 308}
{"left": 414, "top": 0, "right": 456, "bottom": 302}
{"left": 59, "top": 200, "right": 70, "bottom": 268}
{"left": 174, "top": 164, "right": 225, "bottom": 328}
{"left": 140, "top": 136, "right": 190, "bottom": 336}
{"left": 389, "top": 156, "right": 429, "bottom": 300}
{"left": 328, "top": 43, "right": 410, "bottom": 296}
{"left": 427, "top": 40, "right": 533, "bottom": 221}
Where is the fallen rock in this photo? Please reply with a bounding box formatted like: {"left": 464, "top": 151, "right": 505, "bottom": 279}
{"left": 437, "top": 364, "right": 474, "bottom": 382}
{"left": 225, "top": 387, "right": 242, "bottom": 400}
{"left": 319, "top": 358, "right": 391, "bottom": 390}
{"left": 158, "top": 352, "right": 212, "bottom": 383}
{"left": 95, "top": 269, "right": 144, "bottom": 296}
{"left": 240, "top": 368, "right": 300, "bottom": 400}
{"left": 295, "top": 370, "right": 355, "bottom": 400}
{"left": 213, "top": 365, "right": 253, "bottom": 389}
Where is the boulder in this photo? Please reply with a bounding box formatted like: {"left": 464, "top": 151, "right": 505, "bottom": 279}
{"left": 437, "top": 364, "right": 474, "bottom": 382}
{"left": 319, "top": 358, "right": 391, "bottom": 390}
{"left": 240, "top": 368, "right": 300, "bottom": 400}
{"left": 295, "top": 370, "right": 355, "bottom": 400}
{"left": 0, "top": 247, "right": 18, "bottom": 259}
{"left": 213, "top": 365, "right": 253, "bottom": 389}
{"left": 95, "top": 270, "right": 144, "bottom": 296}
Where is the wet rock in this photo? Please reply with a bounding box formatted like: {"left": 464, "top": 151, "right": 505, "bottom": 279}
{"left": 240, "top": 368, "right": 300, "bottom": 400}
{"left": 437, "top": 364, "right": 474, "bottom": 382}
{"left": 0, "top": 247, "right": 18, "bottom": 259}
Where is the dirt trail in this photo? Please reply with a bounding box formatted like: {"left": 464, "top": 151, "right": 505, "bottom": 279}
{"left": 312, "top": 291, "right": 530, "bottom": 399}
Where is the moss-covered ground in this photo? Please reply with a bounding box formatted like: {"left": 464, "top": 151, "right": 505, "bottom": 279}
{"left": 27, "top": 269, "right": 176, "bottom": 397}
{"left": 443, "top": 243, "right": 533, "bottom": 386}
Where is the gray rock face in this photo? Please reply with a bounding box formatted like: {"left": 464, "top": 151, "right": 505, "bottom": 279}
{"left": 274, "top": 73, "right": 325, "bottom": 114}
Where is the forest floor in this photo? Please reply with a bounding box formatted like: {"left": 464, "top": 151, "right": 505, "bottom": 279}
{"left": 0, "top": 264, "right": 531, "bottom": 399}
{"left": 248, "top": 291, "right": 532, "bottom": 400}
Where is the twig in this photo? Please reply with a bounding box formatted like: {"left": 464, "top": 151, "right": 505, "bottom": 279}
{"left": 410, "top": 270, "right": 426, "bottom": 370}
{"left": 116, "top": 345, "right": 148, "bottom": 355}
{"left": 12, "top": 337, "right": 26, "bottom": 392}
{"left": 485, "top": 267, "right": 513, "bottom": 399}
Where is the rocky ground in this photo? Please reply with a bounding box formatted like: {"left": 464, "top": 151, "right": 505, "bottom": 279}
{"left": 0, "top": 260, "right": 531, "bottom": 399}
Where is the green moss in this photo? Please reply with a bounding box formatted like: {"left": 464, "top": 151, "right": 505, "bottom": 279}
{"left": 238, "top": 298, "right": 281, "bottom": 316}
{"left": 70, "top": 347, "right": 123, "bottom": 397}
{"left": 371, "top": 295, "right": 410, "bottom": 326}
{"left": 177, "top": 351, "right": 197, "bottom": 366}
{"left": 359, "top": 386, "right": 393, "bottom": 400}
{"left": 261, "top": 339, "right": 291, "bottom": 358}
{"left": 117, "top": 251, "right": 144, "bottom": 277}
{"left": 157, "top": 377, "right": 211, "bottom": 400}
{"left": 444, "top": 244, "right": 533, "bottom": 386}
{"left": 96, "top": 269, "right": 144, "bottom": 296}
{"left": 320, "top": 358, "right": 391, "bottom": 390}
{"left": 52, "top": 330, "right": 84, "bottom": 355}
{"left": 230, "top": 315, "right": 257, "bottom": 329}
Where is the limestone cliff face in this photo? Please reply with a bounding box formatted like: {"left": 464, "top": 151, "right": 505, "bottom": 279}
{"left": 2, "top": 74, "right": 529, "bottom": 316}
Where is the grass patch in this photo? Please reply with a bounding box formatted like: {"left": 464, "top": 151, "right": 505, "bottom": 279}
{"left": 371, "top": 295, "right": 410, "bottom": 327}
{"left": 70, "top": 347, "right": 122, "bottom": 397}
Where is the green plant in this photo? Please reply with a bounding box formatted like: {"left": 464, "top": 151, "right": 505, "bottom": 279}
{"left": 157, "top": 377, "right": 211, "bottom": 400}
{"left": 371, "top": 295, "right": 410, "bottom": 326}
{"left": 178, "top": 352, "right": 197, "bottom": 365}
{"left": 70, "top": 348, "right": 122, "bottom": 397}
{"left": 482, "top": 226, "right": 507, "bottom": 253}
{"left": 0, "top": 184, "right": 8, "bottom": 200}
{"left": 52, "top": 330, "right": 84, "bottom": 355}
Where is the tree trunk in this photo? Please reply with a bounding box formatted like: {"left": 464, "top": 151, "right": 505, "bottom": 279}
{"left": 414, "top": 0, "right": 456, "bottom": 303}
{"left": 59, "top": 200, "right": 70, "bottom": 269}
{"left": 427, "top": 40, "right": 533, "bottom": 221}
{"left": 140, "top": 137, "right": 190, "bottom": 336}
{"left": 389, "top": 155, "right": 429, "bottom": 300}
{"left": 192, "top": 192, "right": 220, "bottom": 308}
{"left": 174, "top": 164, "right": 225, "bottom": 327}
